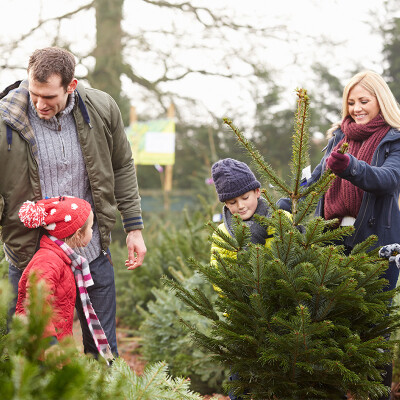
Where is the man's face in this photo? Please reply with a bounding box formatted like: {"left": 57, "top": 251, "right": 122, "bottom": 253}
{"left": 28, "top": 72, "right": 77, "bottom": 120}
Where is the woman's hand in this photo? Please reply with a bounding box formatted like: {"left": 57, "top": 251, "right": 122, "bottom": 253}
{"left": 326, "top": 151, "right": 350, "bottom": 174}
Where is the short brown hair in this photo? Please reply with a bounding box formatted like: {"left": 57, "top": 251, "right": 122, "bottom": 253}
{"left": 28, "top": 47, "right": 76, "bottom": 91}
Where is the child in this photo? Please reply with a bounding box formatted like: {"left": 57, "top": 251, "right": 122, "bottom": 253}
{"left": 211, "top": 158, "right": 273, "bottom": 256}
{"left": 15, "top": 196, "right": 113, "bottom": 363}
{"left": 211, "top": 158, "right": 273, "bottom": 400}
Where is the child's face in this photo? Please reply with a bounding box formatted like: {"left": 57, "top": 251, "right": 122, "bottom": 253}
{"left": 225, "top": 188, "right": 261, "bottom": 220}
{"left": 77, "top": 211, "right": 94, "bottom": 247}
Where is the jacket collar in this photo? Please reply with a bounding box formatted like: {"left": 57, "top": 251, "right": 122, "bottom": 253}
{"left": 40, "top": 235, "right": 73, "bottom": 266}
{"left": 1, "top": 79, "right": 92, "bottom": 151}
{"left": 0, "top": 79, "right": 30, "bottom": 134}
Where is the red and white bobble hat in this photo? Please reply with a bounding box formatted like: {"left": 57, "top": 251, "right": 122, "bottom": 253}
{"left": 19, "top": 196, "right": 92, "bottom": 240}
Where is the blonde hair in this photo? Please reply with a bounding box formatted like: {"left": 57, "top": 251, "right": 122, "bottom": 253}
{"left": 327, "top": 70, "right": 400, "bottom": 136}
{"left": 64, "top": 212, "right": 92, "bottom": 248}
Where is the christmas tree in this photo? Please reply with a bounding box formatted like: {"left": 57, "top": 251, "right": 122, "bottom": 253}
{"left": 164, "top": 89, "right": 400, "bottom": 400}
{"left": 0, "top": 275, "right": 218, "bottom": 400}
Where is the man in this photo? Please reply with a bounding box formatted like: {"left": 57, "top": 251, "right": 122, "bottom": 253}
{"left": 0, "top": 47, "right": 146, "bottom": 357}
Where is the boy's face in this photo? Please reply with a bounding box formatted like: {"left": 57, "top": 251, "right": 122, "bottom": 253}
{"left": 225, "top": 188, "right": 261, "bottom": 221}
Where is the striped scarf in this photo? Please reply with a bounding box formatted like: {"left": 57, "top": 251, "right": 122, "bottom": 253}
{"left": 48, "top": 235, "right": 114, "bottom": 364}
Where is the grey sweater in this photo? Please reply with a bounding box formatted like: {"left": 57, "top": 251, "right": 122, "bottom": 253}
{"left": 28, "top": 93, "right": 101, "bottom": 262}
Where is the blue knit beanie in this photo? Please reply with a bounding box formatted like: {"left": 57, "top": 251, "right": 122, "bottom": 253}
{"left": 211, "top": 158, "right": 261, "bottom": 202}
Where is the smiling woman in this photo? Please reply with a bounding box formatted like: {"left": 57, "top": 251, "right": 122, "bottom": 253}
{"left": 279, "top": 70, "right": 400, "bottom": 400}
{"left": 347, "top": 85, "right": 380, "bottom": 124}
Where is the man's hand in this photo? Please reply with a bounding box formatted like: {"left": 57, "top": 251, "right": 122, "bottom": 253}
{"left": 125, "top": 229, "right": 147, "bottom": 270}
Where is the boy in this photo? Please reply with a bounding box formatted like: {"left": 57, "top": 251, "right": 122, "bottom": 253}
{"left": 211, "top": 158, "right": 273, "bottom": 400}
{"left": 211, "top": 158, "right": 273, "bottom": 258}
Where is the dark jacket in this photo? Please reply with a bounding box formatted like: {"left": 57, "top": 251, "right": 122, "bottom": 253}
{"left": 280, "top": 127, "right": 400, "bottom": 250}
{"left": 0, "top": 80, "right": 143, "bottom": 269}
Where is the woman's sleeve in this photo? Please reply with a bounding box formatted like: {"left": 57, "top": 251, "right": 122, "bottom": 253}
{"left": 338, "top": 140, "right": 400, "bottom": 195}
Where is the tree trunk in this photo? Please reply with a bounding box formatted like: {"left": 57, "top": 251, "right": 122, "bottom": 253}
{"left": 90, "top": 0, "right": 130, "bottom": 124}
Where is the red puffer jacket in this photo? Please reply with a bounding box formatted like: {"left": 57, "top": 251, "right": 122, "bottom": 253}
{"left": 15, "top": 235, "right": 76, "bottom": 340}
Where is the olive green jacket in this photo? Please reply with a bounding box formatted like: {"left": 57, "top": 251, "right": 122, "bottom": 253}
{"left": 0, "top": 80, "right": 143, "bottom": 269}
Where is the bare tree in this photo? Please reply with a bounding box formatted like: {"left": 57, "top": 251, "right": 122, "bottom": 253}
{"left": 0, "top": 0, "right": 319, "bottom": 124}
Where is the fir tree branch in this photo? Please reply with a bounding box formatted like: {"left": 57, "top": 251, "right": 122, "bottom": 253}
{"left": 223, "top": 118, "right": 290, "bottom": 196}
{"left": 254, "top": 245, "right": 262, "bottom": 294}
{"left": 162, "top": 275, "right": 219, "bottom": 321}
{"left": 315, "top": 278, "right": 358, "bottom": 321}
{"left": 292, "top": 88, "right": 310, "bottom": 197}
{"left": 136, "top": 361, "right": 167, "bottom": 400}
{"left": 355, "top": 261, "right": 388, "bottom": 290}
{"left": 293, "top": 191, "right": 319, "bottom": 226}
{"left": 313, "top": 246, "right": 336, "bottom": 314}
{"left": 350, "top": 235, "right": 378, "bottom": 255}
{"left": 300, "top": 170, "right": 336, "bottom": 198}
{"left": 261, "top": 188, "right": 277, "bottom": 211}
{"left": 207, "top": 221, "right": 240, "bottom": 253}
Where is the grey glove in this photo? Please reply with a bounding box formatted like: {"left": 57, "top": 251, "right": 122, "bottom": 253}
{"left": 379, "top": 243, "right": 400, "bottom": 269}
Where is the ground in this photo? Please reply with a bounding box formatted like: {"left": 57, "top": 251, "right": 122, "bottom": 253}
{"left": 73, "top": 317, "right": 229, "bottom": 399}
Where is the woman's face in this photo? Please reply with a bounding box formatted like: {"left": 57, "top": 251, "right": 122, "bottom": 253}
{"left": 347, "top": 84, "right": 380, "bottom": 125}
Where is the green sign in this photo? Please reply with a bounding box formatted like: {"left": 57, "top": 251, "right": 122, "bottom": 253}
{"left": 126, "top": 119, "right": 175, "bottom": 165}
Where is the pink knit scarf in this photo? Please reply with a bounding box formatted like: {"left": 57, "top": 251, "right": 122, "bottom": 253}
{"left": 324, "top": 114, "right": 390, "bottom": 222}
{"left": 48, "top": 235, "right": 114, "bottom": 364}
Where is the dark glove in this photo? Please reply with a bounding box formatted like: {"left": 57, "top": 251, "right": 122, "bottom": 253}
{"left": 326, "top": 151, "right": 350, "bottom": 174}
{"left": 276, "top": 197, "right": 292, "bottom": 212}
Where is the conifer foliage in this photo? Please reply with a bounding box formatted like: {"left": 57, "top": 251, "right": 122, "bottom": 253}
{"left": 0, "top": 276, "right": 216, "bottom": 400}
{"left": 164, "top": 89, "right": 400, "bottom": 399}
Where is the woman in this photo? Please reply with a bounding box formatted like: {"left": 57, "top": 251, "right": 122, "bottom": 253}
{"left": 285, "top": 70, "right": 400, "bottom": 288}
{"left": 283, "top": 70, "right": 400, "bottom": 399}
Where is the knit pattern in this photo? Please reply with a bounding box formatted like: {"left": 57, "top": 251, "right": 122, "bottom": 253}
{"left": 212, "top": 158, "right": 260, "bottom": 202}
{"left": 19, "top": 200, "right": 47, "bottom": 228}
{"left": 49, "top": 235, "right": 114, "bottom": 364}
{"left": 379, "top": 243, "right": 400, "bottom": 269}
{"left": 19, "top": 196, "right": 91, "bottom": 239}
{"left": 28, "top": 92, "right": 101, "bottom": 262}
{"left": 324, "top": 114, "right": 390, "bottom": 222}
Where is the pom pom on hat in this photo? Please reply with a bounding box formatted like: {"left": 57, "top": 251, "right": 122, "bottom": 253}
{"left": 19, "top": 196, "right": 92, "bottom": 239}
{"left": 211, "top": 158, "right": 260, "bottom": 202}
{"left": 19, "top": 201, "right": 47, "bottom": 228}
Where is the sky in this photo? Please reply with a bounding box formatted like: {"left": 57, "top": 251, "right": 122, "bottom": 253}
{"left": 0, "top": 0, "right": 392, "bottom": 120}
